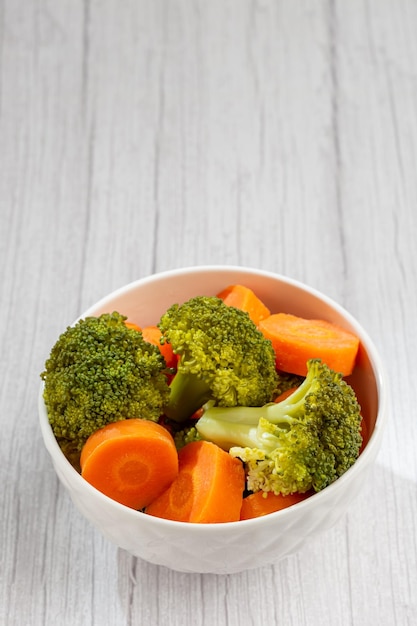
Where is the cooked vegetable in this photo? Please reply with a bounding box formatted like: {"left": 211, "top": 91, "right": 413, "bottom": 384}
{"left": 217, "top": 284, "right": 270, "bottom": 326}
{"left": 195, "top": 359, "right": 363, "bottom": 495}
{"left": 41, "top": 312, "right": 170, "bottom": 455}
{"left": 80, "top": 419, "right": 178, "bottom": 509}
{"left": 124, "top": 321, "right": 142, "bottom": 331}
{"left": 141, "top": 325, "right": 177, "bottom": 369}
{"left": 158, "top": 296, "right": 278, "bottom": 422}
{"left": 173, "top": 425, "right": 202, "bottom": 450}
{"left": 240, "top": 490, "right": 312, "bottom": 520}
{"left": 125, "top": 322, "right": 177, "bottom": 369}
{"left": 258, "top": 312, "right": 360, "bottom": 376}
{"left": 145, "top": 440, "right": 245, "bottom": 523}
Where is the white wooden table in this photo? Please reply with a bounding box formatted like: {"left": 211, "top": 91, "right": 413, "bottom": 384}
{"left": 1, "top": 1, "right": 416, "bottom": 624}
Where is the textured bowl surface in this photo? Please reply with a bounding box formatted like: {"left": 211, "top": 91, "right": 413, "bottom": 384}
{"left": 39, "top": 266, "right": 387, "bottom": 574}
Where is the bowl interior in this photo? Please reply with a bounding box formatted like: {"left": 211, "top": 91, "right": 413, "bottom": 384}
{"left": 80, "top": 265, "right": 382, "bottom": 443}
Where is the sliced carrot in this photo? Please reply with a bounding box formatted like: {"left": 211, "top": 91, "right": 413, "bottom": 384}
{"left": 141, "top": 325, "right": 177, "bottom": 369}
{"left": 258, "top": 313, "right": 359, "bottom": 376}
{"left": 145, "top": 440, "right": 245, "bottom": 523}
{"left": 124, "top": 321, "right": 142, "bottom": 332}
{"left": 240, "top": 490, "right": 312, "bottom": 520}
{"left": 125, "top": 321, "right": 177, "bottom": 369}
{"left": 80, "top": 419, "right": 179, "bottom": 510}
{"left": 217, "top": 284, "right": 270, "bottom": 326}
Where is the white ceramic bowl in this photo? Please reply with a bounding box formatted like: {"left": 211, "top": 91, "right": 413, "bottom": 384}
{"left": 39, "top": 266, "right": 387, "bottom": 574}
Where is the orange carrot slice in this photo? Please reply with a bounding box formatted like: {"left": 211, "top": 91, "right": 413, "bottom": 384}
{"left": 124, "top": 321, "right": 142, "bottom": 332}
{"left": 258, "top": 313, "right": 359, "bottom": 376}
{"left": 125, "top": 321, "right": 177, "bottom": 369}
{"left": 217, "top": 284, "right": 270, "bottom": 326}
{"left": 141, "top": 325, "right": 177, "bottom": 369}
{"left": 145, "top": 440, "right": 245, "bottom": 523}
{"left": 240, "top": 490, "right": 312, "bottom": 520}
{"left": 80, "top": 419, "right": 179, "bottom": 510}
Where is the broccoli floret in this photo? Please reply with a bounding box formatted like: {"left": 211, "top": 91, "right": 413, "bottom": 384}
{"left": 158, "top": 296, "right": 279, "bottom": 422}
{"left": 173, "top": 425, "right": 203, "bottom": 450}
{"left": 195, "top": 359, "right": 363, "bottom": 495}
{"left": 41, "top": 312, "right": 171, "bottom": 457}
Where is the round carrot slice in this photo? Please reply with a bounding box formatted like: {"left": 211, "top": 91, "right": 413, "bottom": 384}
{"left": 80, "top": 419, "right": 179, "bottom": 510}
{"left": 258, "top": 313, "right": 359, "bottom": 376}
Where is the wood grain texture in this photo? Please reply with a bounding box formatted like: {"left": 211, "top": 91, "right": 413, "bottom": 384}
{"left": 1, "top": 0, "right": 416, "bottom": 624}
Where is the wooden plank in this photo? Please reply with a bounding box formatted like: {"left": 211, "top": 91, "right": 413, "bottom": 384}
{"left": 0, "top": 0, "right": 416, "bottom": 624}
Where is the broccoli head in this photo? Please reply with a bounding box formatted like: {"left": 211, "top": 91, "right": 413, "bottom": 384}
{"left": 41, "top": 312, "right": 171, "bottom": 455}
{"left": 195, "top": 359, "right": 363, "bottom": 495}
{"left": 158, "top": 296, "right": 279, "bottom": 422}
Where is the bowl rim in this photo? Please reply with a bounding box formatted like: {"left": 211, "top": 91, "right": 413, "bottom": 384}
{"left": 39, "top": 264, "right": 388, "bottom": 530}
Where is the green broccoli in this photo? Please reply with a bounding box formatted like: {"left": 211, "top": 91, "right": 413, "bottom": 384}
{"left": 195, "top": 359, "right": 363, "bottom": 495}
{"left": 41, "top": 312, "right": 171, "bottom": 457}
{"left": 173, "top": 425, "right": 203, "bottom": 450}
{"left": 158, "top": 296, "right": 279, "bottom": 422}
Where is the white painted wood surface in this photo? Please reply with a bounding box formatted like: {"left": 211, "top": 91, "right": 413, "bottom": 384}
{"left": 1, "top": 1, "right": 416, "bottom": 624}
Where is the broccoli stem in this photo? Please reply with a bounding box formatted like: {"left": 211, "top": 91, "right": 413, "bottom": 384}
{"left": 195, "top": 413, "right": 263, "bottom": 451}
{"left": 164, "top": 371, "right": 213, "bottom": 422}
{"left": 195, "top": 404, "right": 292, "bottom": 452}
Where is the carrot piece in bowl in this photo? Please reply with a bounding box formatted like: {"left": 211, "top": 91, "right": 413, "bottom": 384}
{"left": 124, "top": 321, "right": 142, "bottom": 332}
{"left": 258, "top": 313, "right": 359, "bottom": 376}
{"left": 240, "top": 490, "right": 312, "bottom": 520}
{"left": 217, "top": 284, "right": 270, "bottom": 326}
{"left": 145, "top": 440, "right": 245, "bottom": 523}
{"left": 80, "top": 419, "right": 179, "bottom": 510}
{"left": 141, "top": 325, "right": 177, "bottom": 369}
{"left": 124, "top": 321, "right": 177, "bottom": 369}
